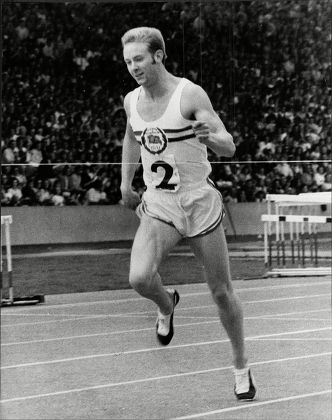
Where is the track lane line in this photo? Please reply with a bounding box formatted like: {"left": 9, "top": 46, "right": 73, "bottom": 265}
{"left": 3, "top": 280, "right": 329, "bottom": 310}
{"left": 1, "top": 352, "right": 330, "bottom": 403}
{"left": 1, "top": 308, "right": 330, "bottom": 346}
{"left": 250, "top": 337, "right": 332, "bottom": 341}
{"left": 1, "top": 327, "right": 331, "bottom": 370}
{"left": 1, "top": 293, "right": 329, "bottom": 327}
{"left": 172, "top": 389, "right": 332, "bottom": 419}
{"left": 255, "top": 316, "right": 331, "bottom": 322}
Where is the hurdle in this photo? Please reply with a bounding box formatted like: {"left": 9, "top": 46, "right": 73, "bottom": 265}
{"left": 1, "top": 215, "right": 45, "bottom": 306}
{"left": 266, "top": 192, "right": 331, "bottom": 219}
{"left": 262, "top": 192, "right": 331, "bottom": 277}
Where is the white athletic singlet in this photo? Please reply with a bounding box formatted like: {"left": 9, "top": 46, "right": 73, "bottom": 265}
{"left": 129, "top": 78, "right": 211, "bottom": 192}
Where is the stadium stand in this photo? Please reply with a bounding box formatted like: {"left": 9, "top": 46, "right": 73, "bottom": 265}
{"left": 2, "top": 1, "right": 331, "bottom": 206}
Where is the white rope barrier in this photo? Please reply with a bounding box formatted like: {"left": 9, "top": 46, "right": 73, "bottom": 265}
{"left": 1, "top": 160, "right": 331, "bottom": 166}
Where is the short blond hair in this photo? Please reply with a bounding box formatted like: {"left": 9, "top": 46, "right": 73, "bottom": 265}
{"left": 121, "top": 27, "right": 167, "bottom": 62}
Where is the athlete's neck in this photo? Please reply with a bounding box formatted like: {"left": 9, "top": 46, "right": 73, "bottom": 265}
{"left": 141, "top": 71, "right": 178, "bottom": 101}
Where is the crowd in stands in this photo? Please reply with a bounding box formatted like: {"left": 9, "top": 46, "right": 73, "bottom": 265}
{"left": 2, "top": 0, "right": 331, "bottom": 206}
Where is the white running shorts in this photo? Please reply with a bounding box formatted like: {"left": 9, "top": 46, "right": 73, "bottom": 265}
{"left": 136, "top": 180, "right": 224, "bottom": 237}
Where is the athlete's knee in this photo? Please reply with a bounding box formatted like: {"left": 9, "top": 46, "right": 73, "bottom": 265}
{"left": 210, "top": 282, "right": 234, "bottom": 307}
{"left": 129, "top": 264, "right": 157, "bottom": 293}
{"left": 129, "top": 270, "right": 148, "bottom": 292}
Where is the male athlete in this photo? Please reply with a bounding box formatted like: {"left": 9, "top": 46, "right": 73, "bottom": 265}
{"left": 120, "top": 27, "right": 256, "bottom": 400}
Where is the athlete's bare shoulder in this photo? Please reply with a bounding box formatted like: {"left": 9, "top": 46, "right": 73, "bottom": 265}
{"left": 123, "top": 91, "right": 134, "bottom": 117}
{"left": 181, "top": 80, "right": 210, "bottom": 120}
{"left": 183, "top": 80, "right": 208, "bottom": 104}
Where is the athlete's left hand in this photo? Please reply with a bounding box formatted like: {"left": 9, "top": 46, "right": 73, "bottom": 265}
{"left": 192, "top": 121, "right": 211, "bottom": 144}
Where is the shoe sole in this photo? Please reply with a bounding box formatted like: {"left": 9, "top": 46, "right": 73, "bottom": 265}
{"left": 156, "top": 289, "right": 180, "bottom": 346}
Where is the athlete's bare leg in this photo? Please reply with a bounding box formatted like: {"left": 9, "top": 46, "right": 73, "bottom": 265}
{"left": 188, "top": 224, "right": 247, "bottom": 369}
{"left": 129, "top": 214, "right": 182, "bottom": 315}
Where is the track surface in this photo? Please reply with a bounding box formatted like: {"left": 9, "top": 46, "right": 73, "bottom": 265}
{"left": 1, "top": 275, "right": 331, "bottom": 419}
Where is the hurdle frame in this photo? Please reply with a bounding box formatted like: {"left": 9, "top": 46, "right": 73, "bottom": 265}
{"left": 262, "top": 192, "right": 331, "bottom": 277}
{"left": 1, "top": 215, "right": 14, "bottom": 304}
{"left": 262, "top": 214, "right": 331, "bottom": 277}
{"left": 1, "top": 215, "right": 45, "bottom": 307}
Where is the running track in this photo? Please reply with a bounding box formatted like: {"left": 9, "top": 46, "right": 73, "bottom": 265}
{"left": 1, "top": 276, "right": 331, "bottom": 419}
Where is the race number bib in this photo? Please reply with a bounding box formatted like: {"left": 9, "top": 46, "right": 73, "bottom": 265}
{"left": 150, "top": 154, "right": 180, "bottom": 192}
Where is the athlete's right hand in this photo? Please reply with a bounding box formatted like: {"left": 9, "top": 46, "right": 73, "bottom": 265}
{"left": 120, "top": 188, "right": 141, "bottom": 210}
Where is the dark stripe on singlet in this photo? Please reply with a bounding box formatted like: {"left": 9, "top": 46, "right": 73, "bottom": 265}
{"left": 134, "top": 126, "right": 195, "bottom": 143}
{"left": 134, "top": 125, "right": 192, "bottom": 136}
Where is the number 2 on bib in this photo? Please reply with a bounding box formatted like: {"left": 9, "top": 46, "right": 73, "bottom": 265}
{"left": 151, "top": 155, "right": 180, "bottom": 192}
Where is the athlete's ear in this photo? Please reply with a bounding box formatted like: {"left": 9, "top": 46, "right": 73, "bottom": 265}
{"left": 153, "top": 49, "right": 164, "bottom": 64}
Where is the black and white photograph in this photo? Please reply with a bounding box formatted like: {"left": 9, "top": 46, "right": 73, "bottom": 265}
{"left": 1, "top": 0, "right": 331, "bottom": 418}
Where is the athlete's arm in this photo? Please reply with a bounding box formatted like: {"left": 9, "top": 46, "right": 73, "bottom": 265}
{"left": 183, "top": 84, "right": 235, "bottom": 157}
{"left": 120, "top": 93, "right": 141, "bottom": 209}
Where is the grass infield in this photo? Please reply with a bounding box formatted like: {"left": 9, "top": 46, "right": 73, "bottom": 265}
{"left": 2, "top": 253, "right": 267, "bottom": 297}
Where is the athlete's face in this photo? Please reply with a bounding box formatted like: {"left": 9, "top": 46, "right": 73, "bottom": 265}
{"left": 123, "top": 42, "right": 159, "bottom": 85}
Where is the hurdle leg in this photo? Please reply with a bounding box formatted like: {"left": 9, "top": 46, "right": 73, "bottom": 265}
{"left": 314, "top": 224, "right": 318, "bottom": 267}
{"left": 0, "top": 254, "right": 2, "bottom": 304}
{"left": 281, "top": 221, "right": 286, "bottom": 267}
{"left": 308, "top": 222, "right": 313, "bottom": 266}
{"left": 5, "top": 220, "right": 14, "bottom": 303}
{"left": 290, "top": 221, "right": 295, "bottom": 265}
{"left": 268, "top": 235, "right": 273, "bottom": 268}
{"left": 296, "top": 222, "right": 301, "bottom": 267}
{"left": 276, "top": 240, "right": 280, "bottom": 266}
{"left": 264, "top": 221, "right": 274, "bottom": 270}
{"left": 267, "top": 206, "right": 273, "bottom": 268}
{"left": 264, "top": 222, "right": 268, "bottom": 269}
{"left": 301, "top": 221, "right": 305, "bottom": 268}
{"left": 276, "top": 214, "right": 280, "bottom": 267}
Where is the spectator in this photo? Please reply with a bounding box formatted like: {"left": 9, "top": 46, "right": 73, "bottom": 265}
{"left": 81, "top": 166, "right": 99, "bottom": 190}
{"left": 1, "top": 174, "right": 10, "bottom": 191}
{"left": 2, "top": 140, "right": 16, "bottom": 164}
{"left": 36, "top": 179, "right": 53, "bottom": 205}
{"left": 69, "top": 166, "right": 82, "bottom": 191}
{"left": 86, "top": 179, "right": 108, "bottom": 205}
{"left": 15, "top": 19, "right": 29, "bottom": 40}
{"left": 314, "top": 166, "right": 326, "bottom": 188}
{"left": 5, "top": 178, "right": 23, "bottom": 206}
{"left": 104, "top": 176, "right": 122, "bottom": 204}
{"left": 243, "top": 179, "right": 256, "bottom": 202}
{"left": 68, "top": 165, "right": 85, "bottom": 202}
{"left": 321, "top": 173, "right": 332, "bottom": 191}
{"left": 301, "top": 164, "right": 314, "bottom": 190}
{"left": 57, "top": 165, "right": 71, "bottom": 195}
{"left": 27, "top": 142, "right": 43, "bottom": 167}
{"left": 21, "top": 178, "right": 38, "bottom": 205}
{"left": 51, "top": 181, "right": 65, "bottom": 206}
{"left": 223, "top": 187, "right": 238, "bottom": 203}
{"left": 1, "top": 184, "right": 11, "bottom": 206}
{"left": 275, "top": 156, "right": 293, "bottom": 178}
{"left": 12, "top": 166, "right": 27, "bottom": 186}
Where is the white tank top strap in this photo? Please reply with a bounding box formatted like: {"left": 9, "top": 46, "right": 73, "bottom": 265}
{"left": 164, "top": 78, "right": 191, "bottom": 117}
{"left": 129, "top": 87, "right": 141, "bottom": 119}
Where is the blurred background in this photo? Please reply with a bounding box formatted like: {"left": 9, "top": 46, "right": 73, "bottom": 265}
{"left": 2, "top": 0, "right": 331, "bottom": 209}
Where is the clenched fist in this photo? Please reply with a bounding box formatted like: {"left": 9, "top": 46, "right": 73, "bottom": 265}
{"left": 120, "top": 188, "right": 141, "bottom": 210}
{"left": 192, "top": 121, "right": 211, "bottom": 144}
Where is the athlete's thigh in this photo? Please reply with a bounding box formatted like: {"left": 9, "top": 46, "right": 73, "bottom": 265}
{"left": 131, "top": 214, "right": 182, "bottom": 273}
{"left": 188, "top": 223, "right": 232, "bottom": 289}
